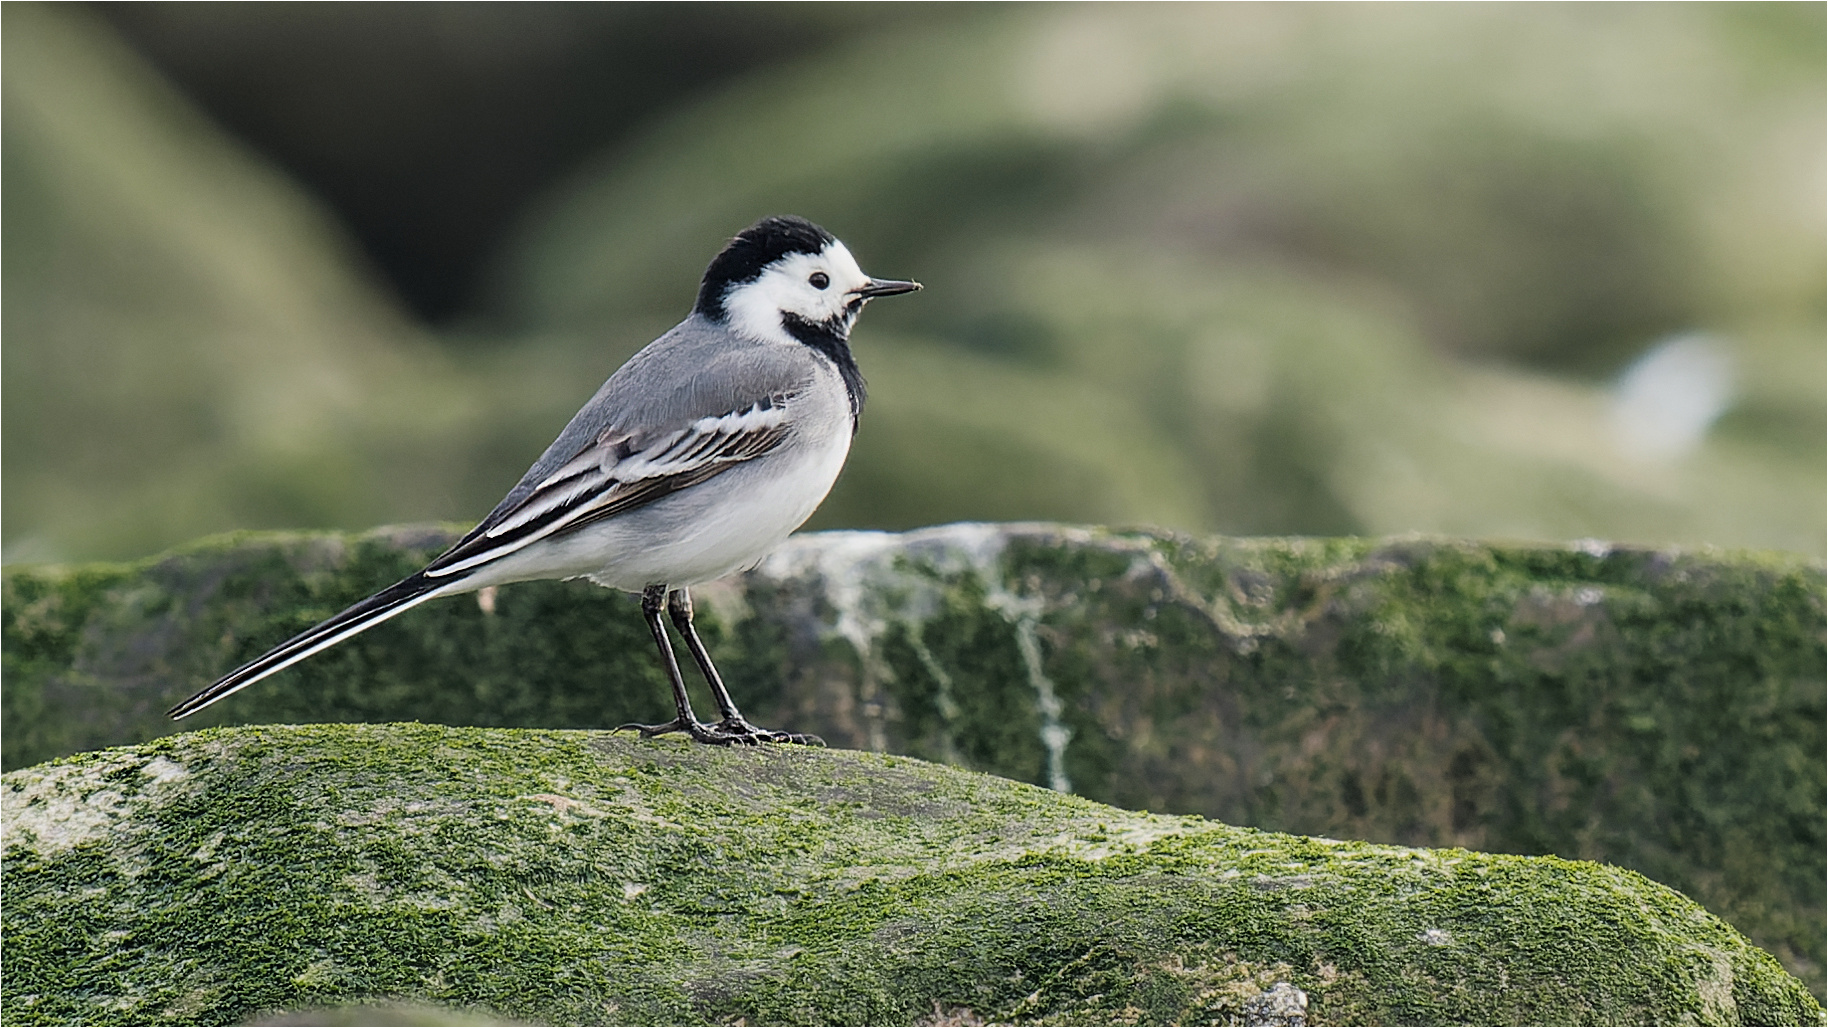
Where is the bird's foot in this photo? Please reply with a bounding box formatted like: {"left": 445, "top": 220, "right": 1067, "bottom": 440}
{"left": 708, "top": 716, "right": 825, "bottom": 747}
{"left": 613, "top": 717, "right": 822, "bottom": 747}
{"left": 613, "top": 717, "right": 733, "bottom": 745}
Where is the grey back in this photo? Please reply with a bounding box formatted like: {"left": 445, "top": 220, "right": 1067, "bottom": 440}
{"left": 482, "top": 314, "right": 816, "bottom": 524}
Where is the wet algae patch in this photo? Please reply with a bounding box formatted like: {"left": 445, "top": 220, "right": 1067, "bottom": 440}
{"left": 3, "top": 523, "right": 1823, "bottom": 998}
{"left": 4, "top": 722, "right": 1820, "bottom": 1027}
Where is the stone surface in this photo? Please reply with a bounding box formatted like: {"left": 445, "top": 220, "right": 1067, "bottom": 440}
{"left": 3, "top": 523, "right": 1823, "bottom": 997}
{"left": 4, "top": 723, "right": 1820, "bottom": 1026}
{"left": 1243, "top": 981, "right": 1309, "bottom": 1026}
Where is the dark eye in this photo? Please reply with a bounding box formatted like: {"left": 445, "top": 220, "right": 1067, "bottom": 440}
{"left": 809, "top": 272, "right": 830, "bottom": 290}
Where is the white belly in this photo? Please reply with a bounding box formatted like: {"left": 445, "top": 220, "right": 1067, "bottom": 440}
{"left": 460, "top": 423, "right": 853, "bottom": 593}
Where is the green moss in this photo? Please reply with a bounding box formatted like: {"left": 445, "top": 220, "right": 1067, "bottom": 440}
{"left": 2, "top": 526, "right": 692, "bottom": 768}
{"left": 995, "top": 532, "right": 1826, "bottom": 996}
{"left": 4, "top": 723, "right": 1819, "bottom": 1026}
{"left": 4, "top": 525, "right": 1822, "bottom": 997}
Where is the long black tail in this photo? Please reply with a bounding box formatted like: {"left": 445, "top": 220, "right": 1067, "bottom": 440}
{"left": 168, "top": 573, "right": 452, "bottom": 720}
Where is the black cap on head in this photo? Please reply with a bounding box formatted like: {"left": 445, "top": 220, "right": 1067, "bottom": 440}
{"left": 695, "top": 215, "right": 837, "bottom": 319}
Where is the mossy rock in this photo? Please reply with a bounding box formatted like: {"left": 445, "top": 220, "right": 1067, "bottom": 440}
{"left": 3, "top": 523, "right": 1823, "bottom": 1000}
{"left": 4, "top": 722, "right": 1821, "bottom": 1026}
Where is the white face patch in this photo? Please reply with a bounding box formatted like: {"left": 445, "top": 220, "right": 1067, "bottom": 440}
{"left": 723, "top": 240, "right": 874, "bottom": 345}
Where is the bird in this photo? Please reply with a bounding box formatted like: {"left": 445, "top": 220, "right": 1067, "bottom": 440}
{"left": 168, "top": 215, "right": 920, "bottom": 745}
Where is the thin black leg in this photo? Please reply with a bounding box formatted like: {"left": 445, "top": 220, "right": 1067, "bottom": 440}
{"left": 669, "top": 588, "right": 822, "bottom": 747}
{"left": 613, "top": 584, "right": 728, "bottom": 744}
{"left": 667, "top": 588, "right": 741, "bottom": 721}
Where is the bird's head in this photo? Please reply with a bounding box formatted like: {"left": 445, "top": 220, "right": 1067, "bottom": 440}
{"left": 697, "top": 215, "right": 920, "bottom": 346}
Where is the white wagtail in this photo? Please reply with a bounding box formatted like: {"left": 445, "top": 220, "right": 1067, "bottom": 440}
{"left": 168, "top": 215, "right": 920, "bottom": 745}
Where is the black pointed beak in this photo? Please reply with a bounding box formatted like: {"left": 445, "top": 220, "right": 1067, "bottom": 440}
{"left": 854, "top": 278, "right": 922, "bottom": 298}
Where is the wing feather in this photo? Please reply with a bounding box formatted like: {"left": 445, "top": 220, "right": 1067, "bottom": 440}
{"left": 424, "top": 398, "right": 792, "bottom": 578}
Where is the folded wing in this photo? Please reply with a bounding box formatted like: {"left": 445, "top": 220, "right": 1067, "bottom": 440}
{"left": 424, "top": 395, "right": 795, "bottom": 579}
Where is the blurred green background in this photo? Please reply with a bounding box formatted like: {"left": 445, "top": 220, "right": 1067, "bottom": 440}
{"left": 4, "top": 2, "right": 1823, "bottom": 564}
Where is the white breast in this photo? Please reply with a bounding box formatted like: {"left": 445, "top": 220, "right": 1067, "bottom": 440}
{"left": 634, "top": 414, "right": 854, "bottom": 587}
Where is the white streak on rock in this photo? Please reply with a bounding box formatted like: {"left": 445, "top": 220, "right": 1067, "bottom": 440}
{"left": 1011, "top": 616, "right": 1073, "bottom": 794}
{"left": 906, "top": 633, "right": 962, "bottom": 766}
{"left": 759, "top": 524, "right": 1077, "bottom": 790}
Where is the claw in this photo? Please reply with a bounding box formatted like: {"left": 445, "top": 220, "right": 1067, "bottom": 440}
{"left": 708, "top": 717, "right": 825, "bottom": 747}
{"left": 612, "top": 717, "right": 733, "bottom": 745}
{"left": 611, "top": 717, "right": 822, "bottom": 747}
